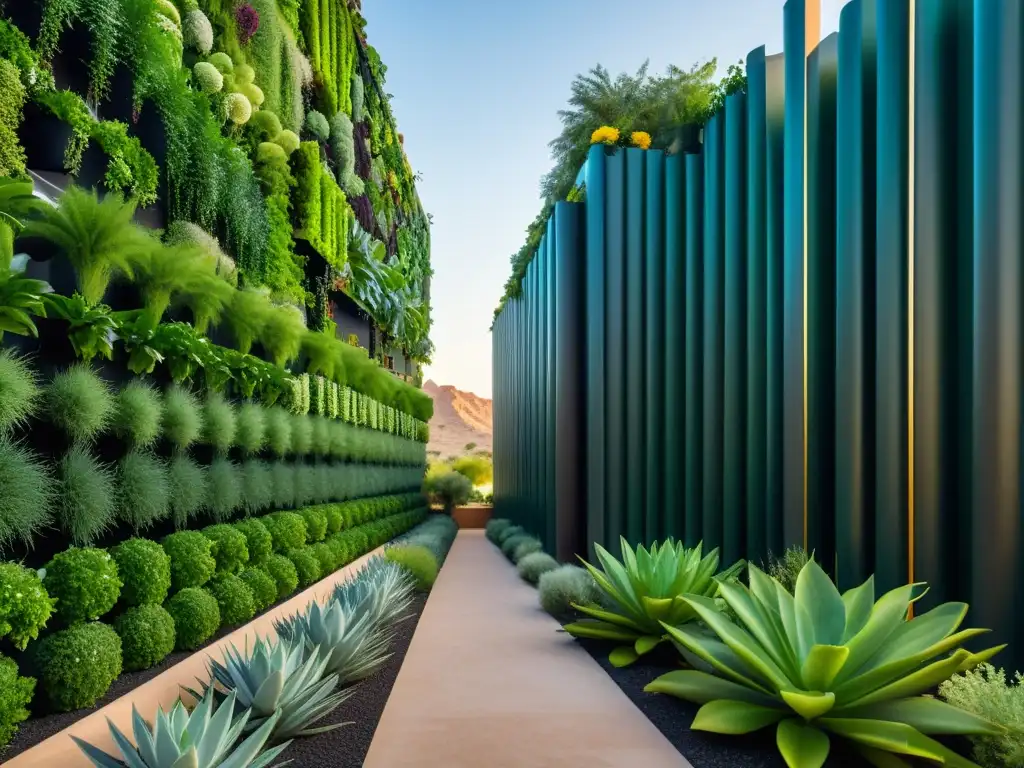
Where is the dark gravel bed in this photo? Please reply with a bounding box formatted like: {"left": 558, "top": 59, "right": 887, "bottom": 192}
{"left": 273, "top": 592, "right": 428, "bottom": 767}
{"left": 562, "top": 613, "right": 861, "bottom": 768}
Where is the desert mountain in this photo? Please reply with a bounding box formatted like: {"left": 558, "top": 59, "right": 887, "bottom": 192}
{"left": 423, "top": 380, "right": 493, "bottom": 459}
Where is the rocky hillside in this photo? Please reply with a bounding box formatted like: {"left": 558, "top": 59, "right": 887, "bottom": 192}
{"left": 423, "top": 380, "right": 493, "bottom": 459}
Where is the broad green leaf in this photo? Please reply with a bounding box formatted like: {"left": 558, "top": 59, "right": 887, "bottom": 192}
{"left": 855, "top": 745, "right": 917, "bottom": 767}
{"left": 71, "top": 737, "right": 126, "bottom": 768}
{"left": 718, "top": 580, "right": 799, "bottom": 680}
{"left": 834, "top": 696, "right": 1001, "bottom": 735}
{"left": 800, "top": 644, "right": 849, "bottom": 691}
{"left": 692, "top": 700, "right": 787, "bottom": 734}
{"left": 780, "top": 690, "right": 836, "bottom": 720}
{"left": 818, "top": 718, "right": 953, "bottom": 762}
{"left": 573, "top": 602, "right": 645, "bottom": 632}
{"left": 563, "top": 619, "right": 639, "bottom": 642}
{"left": 609, "top": 645, "right": 640, "bottom": 667}
{"left": 634, "top": 635, "right": 663, "bottom": 655}
{"left": 839, "top": 649, "right": 973, "bottom": 708}
{"left": 794, "top": 560, "right": 846, "bottom": 647}
{"left": 645, "top": 669, "right": 779, "bottom": 707}
{"left": 663, "top": 621, "right": 776, "bottom": 694}
{"left": 864, "top": 602, "right": 967, "bottom": 668}
{"left": 776, "top": 718, "right": 831, "bottom": 768}
{"left": 835, "top": 584, "right": 916, "bottom": 685}
{"left": 958, "top": 644, "right": 1006, "bottom": 671}
{"left": 841, "top": 576, "right": 876, "bottom": 642}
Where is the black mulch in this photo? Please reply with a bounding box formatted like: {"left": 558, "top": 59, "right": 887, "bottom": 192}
{"left": 271, "top": 592, "right": 428, "bottom": 768}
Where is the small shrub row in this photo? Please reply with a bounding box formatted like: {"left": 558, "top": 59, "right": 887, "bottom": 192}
{"left": 384, "top": 514, "right": 459, "bottom": 591}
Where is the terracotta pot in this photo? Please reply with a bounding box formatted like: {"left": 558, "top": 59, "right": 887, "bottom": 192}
{"left": 451, "top": 505, "right": 493, "bottom": 529}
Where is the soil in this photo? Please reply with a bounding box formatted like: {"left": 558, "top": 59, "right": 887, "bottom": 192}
{"left": 265, "top": 592, "right": 428, "bottom": 768}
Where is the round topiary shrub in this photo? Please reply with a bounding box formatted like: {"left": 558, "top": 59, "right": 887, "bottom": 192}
{"left": 164, "top": 587, "right": 220, "bottom": 650}
{"left": 484, "top": 517, "right": 512, "bottom": 543}
{"left": 385, "top": 545, "right": 439, "bottom": 591}
{"left": 233, "top": 518, "right": 272, "bottom": 562}
{"left": 516, "top": 551, "right": 559, "bottom": 585}
{"left": 250, "top": 109, "right": 281, "bottom": 139}
{"left": 209, "top": 51, "right": 233, "bottom": 73}
{"left": 192, "top": 61, "right": 223, "bottom": 94}
{"left": 203, "top": 524, "right": 249, "bottom": 574}
{"left": 224, "top": 92, "right": 252, "bottom": 125}
{"left": 285, "top": 548, "right": 320, "bottom": 588}
{"left": 500, "top": 534, "right": 532, "bottom": 560}
{"left": 205, "top": 574, "right": 255, "bottom": 628}
{"left": 234, "top": 63, "right": 255, "bottom": 85}
{"left": 237, "top": 567, "right": 276, "bottom": 612}
{"left": 113, "top": 604, "right": 175, "bottom": 671}
{"left": 109, "top": 538, "right": 172, "bottom": 606}
{"left": 274, "top": 130, "right": 300, "bottom": 155}
{"left": 43, "top": 547, "right": 122, "bottom": 624}
{"left": 238, "top": 82, "right": 264, "bottom": 108}
{"left": 537, "top": 565, "right": 602, "bottom": 619}
{"left": 309, "top": 542, "right": 336, "bottom": 576}
{"left": 256, "top": 141, "right": 286, "bottom": 164}
{"left": 262, "top": 511, "right": 307, "bottom": 553}
{"left": 162, "top": 531, "right": 216, "bottom": 591}
{"left": 29, "top": 622, "right": 122, "bottom": 711}
{"left": 497, "top": 524, "right": 524, "bottom": 544}
{"left": 299, "top": 508, "right": 327, "bottom": 543}
{"left": 511, "top": 538, "right": 543, "bottom": 563}
{"left": 326, "top": 535, "right": 351, "bottom": 568}
{"left": 0, "top": 653, "right": 34, "bottom": 747}
{"left": 325, "top": 504, "right": 343, "bottom": 535}
{"left": 0, "top": 562, "right": 56, "bottom": 650}
{"left": 259, "top": 554, "right": 298, "bottom": 600}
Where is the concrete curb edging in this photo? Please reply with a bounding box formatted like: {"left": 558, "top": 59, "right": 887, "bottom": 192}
{"left": 4, "top": 546, "right": 387, "bottom": 768}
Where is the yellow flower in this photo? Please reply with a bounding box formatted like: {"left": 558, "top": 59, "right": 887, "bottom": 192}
{"left": 591, "top": 125, "right": 620, "bottom": 145}
{"left": 631, "top": 131, "right": 652, "bottom": 150}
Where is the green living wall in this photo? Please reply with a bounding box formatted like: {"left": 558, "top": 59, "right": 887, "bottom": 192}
{"left": 492, "top": 0, "right": 1024, "bottom": 670}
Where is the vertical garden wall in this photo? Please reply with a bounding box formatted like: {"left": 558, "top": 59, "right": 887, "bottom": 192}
{"left": 492, "top": 0, "right": 1024, "bottom": 667}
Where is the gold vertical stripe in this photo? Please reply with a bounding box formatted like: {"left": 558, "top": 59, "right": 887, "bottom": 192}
{"left": 907, "top": 0, "right": 917, "bottom": 609}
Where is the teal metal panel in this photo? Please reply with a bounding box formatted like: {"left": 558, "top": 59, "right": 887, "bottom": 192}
{"left": 782, "top": 0, "right": 807, "bottom": 550}
{"left": 702, "top": 114, "right": 724, "bottom": 552}
{"left": 745, "top": 47, "right": 768, "bottom": 563}
{"left": 605, "top": 150, "right": 627, "bottom": 550}
{"left": 625, "top": 149, "right": 647, "bottom": 544}
{"left": 723, "top": 92, "right": 747, "bottom": 566}
{"left": 874, "top": 0, "right": 910, "bottom": 595}
{"left": 664, "top": 154, "right": 686, "bottom": 540}
{"left": 807, "top": 35, "right": 839, "bottom": 571}
{"left": 972, "top": 0, "right": 1023, "bottom": 659}
{"left": 585, "top": 145, "right": 607, "bottom": 557}
{"left": 765, "top": 52, "right": 786, "bottom": 557}
{"left": 835, "top": 0, "right": 877, "bottom": 590}
{"left": 545, "top": 215, "right": 558, "bottom": 551}
{"left": 645, "top": 151, "right": 665, "bottom": 542}
{"left": 684, "top": 152, "right": 704, "bottom": 545}
{"left": 913, "top": 0, "right": 973, "bottom": 611}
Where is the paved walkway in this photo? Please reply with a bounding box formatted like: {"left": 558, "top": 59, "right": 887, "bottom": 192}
{"left": 364, "top": 530, "right": 691, "bottom": 768}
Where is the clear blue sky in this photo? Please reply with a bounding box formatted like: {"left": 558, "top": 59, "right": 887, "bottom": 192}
{"left": 363, "top": 0, "right": 845, "bottom": 398}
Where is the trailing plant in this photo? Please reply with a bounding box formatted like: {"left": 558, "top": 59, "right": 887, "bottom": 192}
{"left": 645, "top": 560, "right": 1004, "bottom": 768}
{"left": 564, "top": 537, "right": 746, "bottom": 666}
{"left": 113, "top": 603, "right": 176, "bottom": 671}
{"left": 259, "top": 303, "right": 305, "bottom": 366}
{"left": 110, "top": 537, "right": 172, "bottom": 606}
{"left": 55, "top": 443, "right": 117, "bottom": 546}
{"left": 29, "top": 621, "right": 122, "bottom": 712}
{"left": 225, "top": 288, "right": 270, "bottom": 355}
{"left": 162, "top": 530, "right": 217, "bottom": 591}
{"left": 43, "top": 546, "right": 122, "bottom": 624}
{"left": 0, "top": 562, "right": 55, "bottom": 650}
{"left": 165, "top": 586, "right": 220, "bottom": 650}
{"left": 0, "top": 436, "right": 54, "bottom": 549}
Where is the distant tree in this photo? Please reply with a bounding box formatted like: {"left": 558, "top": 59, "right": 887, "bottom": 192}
{"left": 451, "top": 455, "right": 493, "bottom": 487}
{"left": 424, "top": 470, "right": 472, "bottom": 514}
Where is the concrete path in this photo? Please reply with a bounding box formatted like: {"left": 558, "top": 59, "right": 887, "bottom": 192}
{"left": 364, "top": 530, "right": 691, "bottom": 768}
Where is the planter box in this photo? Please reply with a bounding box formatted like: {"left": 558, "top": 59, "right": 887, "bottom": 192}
{"left": 452, "top": 505, "right": 493, "bottom": 529}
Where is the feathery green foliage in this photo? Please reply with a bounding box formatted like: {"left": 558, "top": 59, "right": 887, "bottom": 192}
{"left": 224, "top": 288, "right": 270, "bottom": 355}
{"left": 162, "top": 384, "right": 203, "bottom": 451}
{"left": 385, "top": 545, "right": 438, "bottom": 591}
{"left": 517, "top": 551, "right": 559, "bottom": 585}
{"left": 0, "top": 437, "right": 53, "bottom": 548}
{"left": 240, "top": 460, "right": 274, "bottom": 516}
{"left": 290, "top": 413, "right": 312, "bottom": 455}
{"left": 537, "top": 565, "right": 602, "bottom": 619}
{"left": 167, "top": 455, "right": 207, "bottom": 529}
{"left": 207, "top": 458, "right": 242, "bottom": 522}
{"left": 136, "top": 242, "right": 213, "bottom": 328}
{"left": 264, "top": 406, "right": 293, "bottom": 457}
{"left": 45, "top": 365, "right": 114, "bottom": 443}
{"left": 271, "top": 461, "right": 296, "bottom": 509}
{"left": 202, "top": 392, "right": 236, "bottom": 454}
{"left": 112, "top": 380, "right": 163, "bottom": 448}
{"left": 236, "top": 402, "right": 267, "bottom": 454}
{"left": 940, "top": 664, "right": 1024, "bottom": 768}
{"left": 0, "top": 350, "right": 39, "bottom": 434}
{"left": 55, "top": 444, "right": 117, "bottom": 546}
{"left": 764, "top": 546, "right": 812, "bottom": 595}
{"left": 117, "top": 449, "right": 170, "bottom": 531}
{"left": 259, "top": 303, "right": 305, "bottom": 366}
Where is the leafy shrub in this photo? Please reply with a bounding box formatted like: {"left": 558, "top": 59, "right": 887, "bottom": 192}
{"left": 764, "top": 545, "right": 811, "bottom": 594}
{"left": 263, "top": 511, "right": 306, "bottom": 552}
{"left": 0, "top": 436, "right": 52, "bottom": 548}
{"left": 510, "top": 537, "right": 543, "bottom": 562}
{"left": 517, "top": 552, "right": 559, "bottom": 585}
{"left": 238, "top": 567, "right": 277, "bottom": 612}
{"left": 259, "top": 553, "right": 298, "bottom": 599}
{"left": 309, "top": 542, "right": 337, "bottom": 575}
{"left": 206, "top": 458, "right": 242, "bottom": 522}
{"left": 202, "top": 393, "right": 236, "bottom": 453}
{"left": 496, "top": 524, "right": 524, "bottom": 544}
{"left": 286, "top": 547, "right": 320, "bottom": 588}
{"left": 162, "top": 531, "right": 216, "bottom": 591}
{"left": 55, "top": 444, "right": 116, "bottom": 546}
{"left": 234, "top": 518, "right": 273, "bottom": 561}
{"left": 0, "top": 562, "right": 55, "bottom": 650}
{"left": 299, "top": 507, "right": 328, "bottom": 542}
{"left": 240, "top": 460, "right": 273, "bottom": 515}
{"left": 396, "top": 514, "right": 459, "bottom": 566}
{"left": 113, "top": 604, "right": 175, "bottom": 671}
{"left": 167, "top": 455, "right": 207, "bottom": 529}
{"left": 110, "top": 538, "right": 171, "bottom": 606}
{"left": 940, "top": 664, "right": 1024, "bottom": 767}
{"left": 0, "top": 653, "right": 33, "bottom": 749}
{"left": 205, "top": 574, "right": 255, "bottom": 628}
{"left": 162, "top": 385, "right": 202, "bottom": 450}
{"left": 500, "top": 533, "right": 532, "bottom": 560}
{"left": 537, "top": 565, "right": 602, "bottom": 619}
{"left": 325, "top": 505, "right": 343, "bottom": 534}
{"left": 450, "top": 455, "right": 492, "bottom": 486}
{"left": 203, "top": 524, "right": 249, "bottom": 573}
{"left": 424, "top": 469, "right": 472, "bottom": 513}
{"left": 44, "top": 365, "right": 113, "bottom": 442}
{"left": 235, "top": 402, "right": 266, "bottom": 454}
{"left": 43, "top": 547, "right": 122, "bottom": 624}
{"left": 264, "top": 406, "right": 292, "bottom": 456}
{"left": 165, "top": 587, "right": 220, "bottom": 650}
{"left": 484, "top": 518, "right": 512, "bottom": 543}
{"left": 0, "top": 350, "right": 38, "bottom": 434}
{"left": 385, "top": 545, "right": 438, "bottom": 591}
{"left": 30, "top": 622, "right": 122, "bottom": 711}
{"left": 111, "top": 381, "right": 163, "bottom": 448}
{"left": 116, "top": 449, "right": 170, "bottom": 531}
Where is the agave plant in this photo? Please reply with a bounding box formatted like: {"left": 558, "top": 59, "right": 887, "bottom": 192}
{"left": 72, "top": 688, "right": 290, "bottom": 768}
{"left": 645, "top": 559, "right": 1005, "bottom": 768}
{"left": 563, "top": 537, "right": 745, "bottom": 666}
{"left": 330, "top": 556, "right": 415, "bottom": 629}
{"left": 188, "top": 634, "right": 351, "bottom": 744}
{"left": 274, "top": 598, "right": 392, "bottom": 684}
